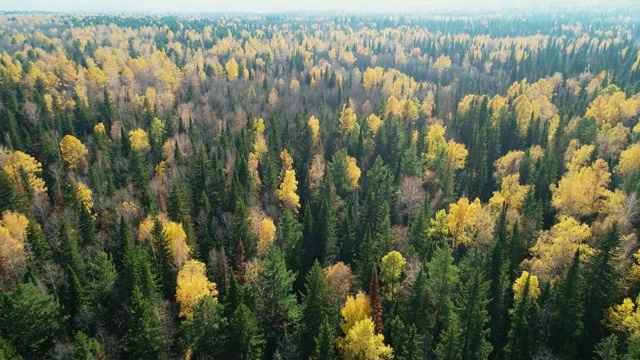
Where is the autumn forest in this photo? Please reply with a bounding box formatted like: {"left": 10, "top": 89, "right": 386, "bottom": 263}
{"left": 1, "top": 6, "right": 640, "bottom": 360}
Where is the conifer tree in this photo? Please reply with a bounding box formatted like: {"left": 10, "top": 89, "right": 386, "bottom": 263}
{"left": 124, "top": 285, "right": 166, "bottom": 360}
{"left": 300, "top": 260, "right": 335, "bottom": 359}
{"left": 369, "top": 265, "right": 384, "bottom": 334}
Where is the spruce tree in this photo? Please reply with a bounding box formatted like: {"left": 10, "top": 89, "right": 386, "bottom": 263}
{"left": 124, "top": 285, "right": 166, "bottom": 360}
{"left": 300, "top": 260, "right": 335, "bottom": 359}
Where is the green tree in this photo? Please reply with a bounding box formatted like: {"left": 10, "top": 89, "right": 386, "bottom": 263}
{"left": 256, "top": 247, "right": 300, "bottom": 358}
{"left": 300, "top": 260, "right": 335, "bottom": 359}
{"left": 225, "top": 303, "right": 265, "bottom": 360}
{"left": 182, "top": 295, "right": 226, "bottom": 359}
{"left": 124, "top": 285, "right": 166, "bottom": 360}
{"left": 0, "top": 283, "right": 62, "bottom": 358}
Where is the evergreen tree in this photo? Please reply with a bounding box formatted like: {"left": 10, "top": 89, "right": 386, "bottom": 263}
{"left": 310, "top": 316, "right": 337, "bottom": 360}
{"left": 369, "top": 265, "right": 384, "bottom": 334}
{"left": 300, "top": 260, "right": 335, "bottom": 359}
{"left": 548, "top": 250, "right": 584, "bottom": 358}
{"left": 182, "top": 295, "right": 226, "bottom": 359}
{"left": 124, "top": 285, "right": 166, "bottom": 360}
{"left": 225, "top": 303, "right": 265, "bottom": 360}
{"left": 256, "top": 247, "right": 300, "bottom": 358}
{"left": 0, "top": 283, "right": 62, "bottom": 358}
{"left": 582, "top": 223, "right": 623, "bottom": 357}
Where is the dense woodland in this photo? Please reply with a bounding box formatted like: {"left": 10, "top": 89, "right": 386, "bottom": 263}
{"left": 2, "top": 8, "right": 640, "bottom": 359}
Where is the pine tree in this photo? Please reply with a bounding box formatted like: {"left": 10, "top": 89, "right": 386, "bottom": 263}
{"left": 256, "top": 247, "right": 300, "bottom": 358}
{"left": 300, "top": 260, "right": 335, "bottom": 359}
{"left": 225, "top": 303, "right": 265, "bottom": 360}
{"left": 124, "top": 285, "right": 166, "bottom": 360}
{"left": 548, "top": 250, "right": 584, "bottom": 358}
{"left": 582, "top": 223, "right": 623, "bottom": 357}
{"left": 310, "top": 316, "right": 337, "bottom": 360}
{"left": 505, "top": 273, "right": 539, "bottom": 360}
{"left": 0, "top": 283, "right": 62, "bottom": 358}
{"left": 182, "top": 295, "right": 226, "bottom": 359}
{"left": 457, "top": 263, "right": 492, "bottom": 360}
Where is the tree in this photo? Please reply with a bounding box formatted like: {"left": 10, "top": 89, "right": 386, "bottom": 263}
{"left": 176, "top": 259, "right": 218, "bottom": 318}
{"left": 339, "top": 317, "right": 393, "bottom": 360}
{"left": 548, "top": 250, "right": 584, "bottom": 358}
{"left": 60, "top": 134, "right": 88, "bottom": 171}
{"left": 258, "top": 217, "right": 276, "bottom": 257}
{"left": 278, "top": 169, "right": 301, "bottom": 213}
{"left": 226, "top": 58, "right": 239, "bottom": 81}
{"left": 424, "top": 246, "right": 459, "bottom": 352}
{"left": 369, "top": 266, "right": 383, "bottom": 334}
{"left": 3, "top": 151, "right": 47, "bottom": 195}
{"left": 380, "top": 251, "right": 406, "bottom": 302}
{"left": 124, "top": 285, "right": 166, "bottom": 360}
{"left": 505, "top": 271, "right": 540, "bottom": 360}
{"left": 551, "top": 157, "right": 612, "bottom": 218}
{"left": 225, "top": 303, "right": 265, "bottom": 360}
{"left": 0, "top": 210, "right": 29, "bottom": 288}
{"left": 301, "top": 261, "right": 336, "bottom": 359}
{"left": 129, "top": 128, "right": 151, "bottom": 151}
{"left": 182, "top": 295, "right": 226, "bottom": 359}
{"left": 256, "top": 247, "right": 300, "bottom": 358}
{"left": 0, "top": 283, "right": 62, "bottom": 358}
{"left": 582, "top": 223, "right": 623, "bottom": 357}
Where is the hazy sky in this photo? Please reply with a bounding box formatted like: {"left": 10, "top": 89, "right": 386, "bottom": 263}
{"left": 0, "top": 0, "right": 619, "bottom": 13}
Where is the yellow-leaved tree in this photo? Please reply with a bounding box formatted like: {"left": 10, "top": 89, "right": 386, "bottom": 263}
{"left": 278, "top": 169, "right": 301, "bottom": 213}
{"left": 550, "top": 156, "right": 612, "bottom": 218}
{"left": 258, "top": 217, "right": 276, "bottom": 256}
{"left": 60, "top": 134, "right": 88, "bottom": 171}
{"left": 225, "top": 58, "right": 239, "bottom": 81}
{"left": 129, "top": 128, "right": 151, "bottom": 151}
{"left": 338, "top": 104, "right": 357, "bottom": 135}
{"left": 3, "top": 150, "right": 47, "bottom": 195}
{"left": 605, "top": 296, "right": 640, "bottom": 340}
{"left": 380, "top": 251, "right": 406, "bottom": 301}
{"left": 75, "top": 182, "right": 93, "bottom": 213}
{"left": 523, "top": 215, "right": 592, "bottom": 284}
{"left": 163, "top": 221, "right": 191, "bottom": 268}
{"left": 176, "top": 259, "right": 218, "bottom": 317}
{"left": 0, "top": 210, "right": 29, "bottom": 288}
{"left": 346, "top": 155, "right": 362, "bottom": 188}
{"left": 446, "top": 197, "right": 483, "bottom": 248}
{"left": 308, "top": 116, "right": 320, "bottom": 143}
{"left": 338, "top": 292, "right": 393, "bottom": 359}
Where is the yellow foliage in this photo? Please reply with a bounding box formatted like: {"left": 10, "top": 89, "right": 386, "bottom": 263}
{"left": 512, "top": 271, "right": 541, "bottom": 303}
{"left": 340, "top": 292, "right": 372, "bottom": 334}
{"left": 248, "top": 153, "right": 262, "bottom": 187}
{"left": 424, "top": 124, "right": 447, "bottom": 167}
{"left": 155, "top": 161, "right": 166, "bottom": 181}
{"left": 3, "top": 151, "right": 47, "bottom": 195}
{"left": 258, "top": 217, "right": 276, "bottom": 256}
{"left": 93, "top": 122, "right": 106, "bottom": 135}
{"left": 616, "top": 143, "right": 640, "bottom": 176}
{"left": 367, "top": 114, "right": 383, "bottom": 136}
{"left": 526, "top": 215, "right": 592, "bottom": 283}
{"left": 402, "top": 99, "right": 419, "bottom": 122}
{"left": 280, "top": 149, "right": 294, "bottom": 180}
{"left": 308, "top": 116, "right": 320, "bottom": 143}
{"left": 75, "top": 182, "right": 93, "bottom": 213}
{"left": 225, "top": 58, "right": 239, "bottom": 81}
{"left": 0, "top": 211, "right": 29, "bottom": 286}
{"left": 433, "top": 54, "right": 452, "bottom": 74}
{"left": 164, "top": 221, "right": 191, "bottom": 268}
{"left": 493, "top": 150, "right": 525, "bottom": 183}
{"left": 339, "top": 105, "right": 358, "bottom": 135}
{"left": 346, "top": 156, "right": 361, "bottom": 188}
{"left": 60, "top": 135, "right": 89, "bottom": 171}
{"left": 385, "top": 96, "right": 402, "bottom": 117}
{"left": 129, "top": 128, "right": 151, "bottom": 151}
{"left": 488, "top": 173, "right": 531, "bottom": 224}
{"left": 585, "top": 87, "right": 640, "bottom": 126}
{"left": 446, "top": 140, "right": 468, "bottom": 171}
{"left": 446, "top": 197, "right": 483, "bottom": 247}
{"left": 176, "top": 259, "right": 218, "bottom": 318}
{"left": 551, "top": 158, "right": 612, "bottom": 218}
{"left": 278, "top": 169, "right": 300, "bottom": 213}
{"left": 605, "top": 296, "right": 640, "bottom": 339}
{"left": 421, "top": 91, "right": 435, "bottom": 117}
{"left": 339, "top": 318, "right": 394, "bottom": 360}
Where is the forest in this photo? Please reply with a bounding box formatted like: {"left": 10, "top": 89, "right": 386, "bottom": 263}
{"left": 1, "top": 7, "right": 640, "bottom": 359}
